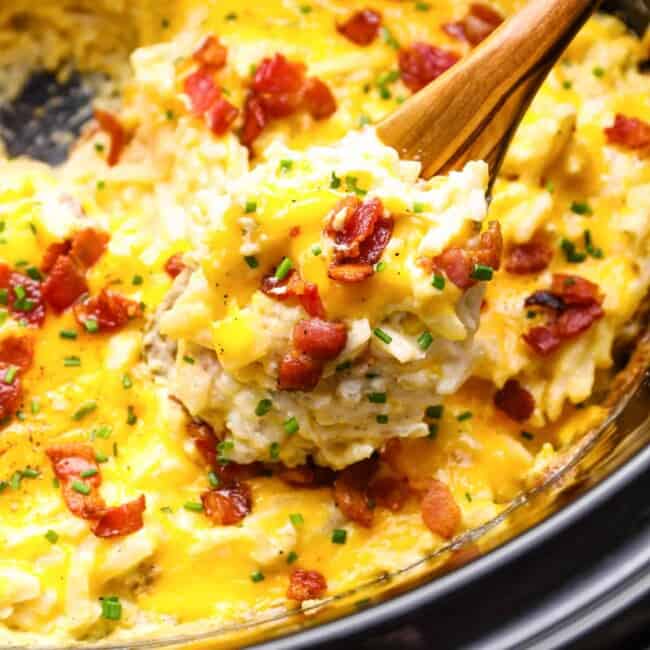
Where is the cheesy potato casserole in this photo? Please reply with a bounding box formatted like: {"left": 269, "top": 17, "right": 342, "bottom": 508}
{"left": 0, "top": 0, "right": 648, "bottom": 646}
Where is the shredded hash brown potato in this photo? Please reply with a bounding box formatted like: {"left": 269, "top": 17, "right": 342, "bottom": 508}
{"left": 0, "top": 0, "right": 648, "bottom": 645}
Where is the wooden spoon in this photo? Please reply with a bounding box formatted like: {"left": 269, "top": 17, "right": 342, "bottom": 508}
{"left": 377, "top": 0, "right": 601, "bottom": 189}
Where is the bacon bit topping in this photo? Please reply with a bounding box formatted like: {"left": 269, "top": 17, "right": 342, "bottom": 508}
{"left": 164, "top": 253, "right": 187, "bottom": 279}
{"left": 421, "top": 479, "right": 461, "bottom": 539}
{"left": 42, "top": 256, "right": 88, "bottom": 313}
{"left": 505, "top": 241, "right": 553, "bottom": 275}
{"left": 242, "top": 54, "right": 336, "bottom": 149}
{"left": 42, "top": 241, "right": 71, "bottom": 274}
{"left": 261, "top": 270, "right": 326, "bottom": 319}
{"left": 192, "top": 35, "right": 228, "bottom": 69}
{"left": 293, "top": 319, "right": 348, "bottom": 361}
{"left": 336, "top": 9, "right": 382, "bottom": 46}
{"left": 0, "top": 335, "right": 34, "bottom": 371}
{"left": 184, "top": 67, "right": 222, "bottom": 116}
{"left": 205, "top": 97, "right": 240, "bottom": 135}
{"left": 0, "top": 371, "right": 22, "bottom": 420}
{"left": 333, "top": 458, "right": 378, "bottom": 528}
{"left": 289, "top": 226, "right": 301, "bottom": 238}
{"left": 46, "top": 444, "right": 145, "bottom": 536}
{"left": 277, "top": 462, "right": 336, "bottom": 487}
{"left": 91, "top": 495, "right": 146, "bottom": 538}
{"left": 326, "top": 197, "right": 393, "bottom": 283}
{"left": 278, "top": 352, "right": 323, "bottom": 391}
{"left": 201, "top": 483, "right": 252, "bottom": 525}
{"left": 433, "top": 221, "right": 502, "bottom": 289}
{"left": 74, "top": 289, "right": 142, "bottom": 332}
{"left": 604, "top": 114, "right": 650, "bottom": 150}
{"left": 94, "top": 109, "right": 128, "bottom": 166}
{"left": 369, "top": 476, "right": 410, "bottom": 512}
{"left": 523, "top": 274, "right": 604, "bottom": 355}
{"left": 287, "top": 569, "right": 327, "bottom": 602}
{"left": 0, "top": 265, "right": 47, "bottom": 327}
{"left": 70, "top": 228, "right": 110, "bottom": 268}
{"left": 493, "top": 379, "right": 535, "bottom": 421}
{"left": 443, "top": 4, "right": 504, "bottom": 46}
{"left": 398, "top": 42, "right": 460, "bottom": 92}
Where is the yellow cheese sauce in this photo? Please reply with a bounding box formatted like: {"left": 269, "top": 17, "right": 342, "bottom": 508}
{"left": 0, "top": 0, "right": 649, "bottom": 646}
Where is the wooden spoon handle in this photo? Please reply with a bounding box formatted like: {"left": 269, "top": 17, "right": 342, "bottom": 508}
{"left": 377, "top": 0, "right": 601, "bottom": 183}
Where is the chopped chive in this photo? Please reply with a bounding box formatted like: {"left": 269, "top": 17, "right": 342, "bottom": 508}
{"left": 81, "top": 468, "right": 98, "bottom": 479}
{"left": 45, "top": 529, "right": 59, "bottom": 544}
{"left": 183, "top": 355, "right": 195, "bottom": 364}
{"left": 526, "top": 310, "right": 537, "bottom": 319}
{"left": 465, "top": 492, "right": 473, "bottom": 502}
{"left": 21, "top": 467, "right": 39, "bottom": 478}
{"left": 592, "top": 66, "right": 605, "bottom": 78}
{"left": 72, "top": 480, "right": 91, "bottom": 495}
{"left": 457, "top": 411, "right": 473, "bottom": 422}
{"left": 428, "top": 423, "right": 438, "bottom": 438}
{"left": 287, "top": 551, "right": 299, "bottom": 564}
{"left": 72, "top": 401, "right": 97, "bottom": 421}
{"left": 279, "top": 159, "right": 293, "bottom": 173}
{"left": 208, "top": 470, "right": 220, "bottom": 488}
{"left": 379, "top": 85, "right": 391, "bottom": 100}
{"left": 93, "top": 425, "right": 112, "bottom": 439}
{"left": 255, "top": 399, "right": 273, "bottom": 416}
{"left": 413, "top": 202, "right": 426, "bottom": 213}
{"left": 345, "top": 175, "right": 367, "bottom": 197}
{"left": 97, "top": 180, "right": 106, "bottom": 191}
{"left": 330, "top": 171, "right": 342, "bottom": 189}
{"left": 570, "top": 201, "right": 593, "bottom": 216}
{"left": 14, "top": 286, "right": 26, "bottom": 301}
{"left": 381, "top": 26, "right": 400, "bottom": 50}
{"left": 184, "top": 501, "right": 203, "bottom": 512}
{"left": 250, "top": 570, "right": 265, "bottom": 582}
{"left": 311, "top": 244, "right": 322, "bottom": 257}
{"left": 31, "top": 399, "right": 40, "bottom": 414}
{"left": 122, "top": 374, "right": 133, "bottom": 389}
{"left": 244, "top": 255, "right": 259, "bottom": 269}
{"left": 521, "top": 431, "right": 534, "bottom": 440}
{"left": 52, "top": 477, "right": 60, "bottom": 488}
{"left": 373, "top": 328, "right": 392, "bottom": 344}
{"left": 299, "top": 4, "right": 312, "bottom": 13}
{"left": 331, "top": 528, "right": 347, "bottom": 544}
{"left": 470, "top": 264, "right": 493, "bottom": 281}
{"left": 84, "top": 319, "right": 99, "bottom": 333}
{"left": 432, "top": 274, "right": 445, "bottom": 290}
{"left": 368, "top": 392, "right": 387, "bottom": 404}
{"left": 417, "top": 331, "right": 433, "bottom": 351}
{"left": 374, "top": 261, "right": 386, "bottom": 272}
{"left": 10, "top": 471, "right": 22, "bottom": 489}
{"left": 560, "top": 238, "right": 586, "bottom": 263}
{"left": 0, "top": 288, "right": 7, "bottom": 305}
{"left": 376, "top": 414, "right": 389, "bottom": 424}
{"left": 59, "top": 329, "right": 78, "bottom": 340}
{"left": 95, "top": 452, "right": 109, "bottom": 463}
{"left": 26, "top": 266, "right": 42, "bottom": 281}
{"left": 244, "top": 201, "right": 257, "bottom": 213}
{"left": 269, "top": 441, "right": 280, "bottom": 460}
{"left": 165, "top": 109, "right": 175, "bottom": 120}
{"left": 126, "top": 405, "right": 137, "bottom": 426}
{"left": 335, "top": 360, "right": 352, "bottom": 372}
{"left": 289, "top": 513, "right": 304, "bottom": 526}
{"left": 426, "top": 405, "right": 443, "bottom": 419}
{"left": 64, "top": 356, "right": 81, "bottom": 367}
{"left": 275, "top": 257, "right": 293, "bottom": 281}
{"left": 359, "top": 114, "right": 371, "bottom": 127}
{"left": 284, "top": 416, "right": 300, "bottom": 435}
{"left": 562, "top": 80, "right": 573, "bottom": 90}
{"left": 3, "top": 366, "right": 17, "bottom": 384}
{"left": 132, "top": 274, "right": 143, "bottom": 286}
{"left": 100, "top": 596, "right": 122, "bottom": 621}
{"left": 225, "top": 11, "right": 237, "bottom": 20}
{"left": 415, "top": 1, "right": 431, "bottom": 9}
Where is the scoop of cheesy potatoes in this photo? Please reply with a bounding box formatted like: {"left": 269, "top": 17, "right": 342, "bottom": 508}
{"left": 0, "top": 0, "right": 648, "bottom": 646}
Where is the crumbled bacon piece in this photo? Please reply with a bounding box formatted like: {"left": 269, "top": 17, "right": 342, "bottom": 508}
{"left": 278, "top": 352, "right": 323, "bottom": 391}
{"left": 302, "top": 78, "right": 338, "bottom": 120}
{"left": 193, "top": 35, "right": 228, "bottom": 69}
{"left": 505, "top": 241, "right": 553, "bottom": 274}
{"left": 493, "top": 379, "right": 535, "bottom": 421}
{"left": 205, "top": 97, "right": 240, "bottom": 135}
{"left": 0, "top": 335, "right": 34, "bottom": 371}
{"left": 94, "top": 109, "right": 128, "bottom": 166}
{"left": 42, "top": 256, "right": 88, "bottom": 313}
{"left": 433, "top": 221, "right": 502, "bottom": 289}
{"left": 277, "top": 462, "right": 336, "bottom": 487}
{"left": 70, "top": 228, "right": 110, "bottom": 268}
{"left": 604, "top": 114, "right": 650, "bottom": 150}
{"left": 333, "top": 458, "right": 378, "bottom": 528}
{"left": 0, "top": 367, "right": 22, "bottom": 420}
{"left": 91, "top": 495, "right": 146, "bottom": 538}
{"left": 241, "top": 94, "right": 268, "bottom": 148}
{"left": 523, "top": 274, "right": 604, "bottom": 355}
{"left": 326, "top": 197, "right": 393, "bottom": 283}
{"left": 201, "top": 483, "right": 252, "bottom": 525}
{"left": 42, "top": 241, "right": 72, "bottom": 274}
{"left": 421, "top": 479, "right": 461, "bottom": 539}
{"left": 293, "top": 319, "right": 348, "bottom": 361}
{"left": 369, "top": 477, "right": 410, "bottom": 512}
{"left": 398, "top": 42, "right": 460, "bottom": 92}
{"left": 443, "top": 4, "right": 503, "bottom": 46}
{"left": 164, "top": 253, "right": 187, "bottom": 279}
{"left": 336, "top": 9, "right": 382, "bottom": 46}
{"left": 287, "top": 569, "right": 327, "bottom": 602}
{"left": 0, "top": 266, "right": 47, "bottom": 327}
{"left": 261, "top": 270, "right": 326, "bottom": 319}
{"left": 74, "top": 289, "right": 142, "bottom": 332}
{"left": 184, "top": 67, "right": 221, "bottom": 116}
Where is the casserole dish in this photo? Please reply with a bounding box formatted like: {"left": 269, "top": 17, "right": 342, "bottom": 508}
{"left": 0, "top": 0, "right": 648, "bottom": 648}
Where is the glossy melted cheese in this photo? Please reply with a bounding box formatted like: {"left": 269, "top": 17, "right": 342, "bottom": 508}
{"left": 0, "top": 0, "right": 648, "bottom": 646}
